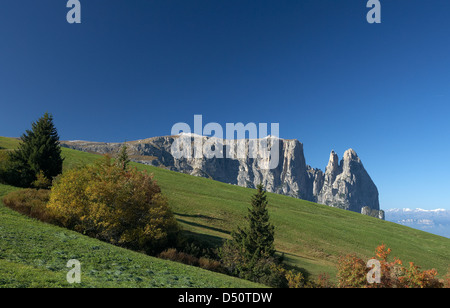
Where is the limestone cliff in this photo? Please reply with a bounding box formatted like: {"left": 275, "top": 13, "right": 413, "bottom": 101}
{"left": 62, "top": 135, "right": 383, "bottom": 219}
{"left": 315, "top": 149, "right": 383, "bottom": 219}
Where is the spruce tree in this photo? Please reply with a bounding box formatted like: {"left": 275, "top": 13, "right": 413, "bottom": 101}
{"left": 116, "top": 143, "right": 131, "bottom": 171}
{"left": 9, "top": 112, "right": 63, "bottom": 187}
{"left": 219, "top": 184, "right": 283, "bottom": 285}
{"left": 233, "top": 183, "right": 275, "bottom": 260}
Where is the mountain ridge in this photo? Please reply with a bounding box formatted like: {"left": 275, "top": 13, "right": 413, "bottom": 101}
{"left": 2, "top": 136, "right": 449, "bottom": 282}
{"left": 61, "top": 135, "right": 384, "bottom": 219}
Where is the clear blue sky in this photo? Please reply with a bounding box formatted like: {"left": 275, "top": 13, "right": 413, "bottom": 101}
{"left": 1, "top": 1, "right": 449, "bottom": 210}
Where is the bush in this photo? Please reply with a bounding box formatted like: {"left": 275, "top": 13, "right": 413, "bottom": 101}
{"left": 400, "top": 262, "right": 442, "bottom": 288}
{"left": 444, "top": 268, "right": 450, "bottom": 288}
{"left": 158, "top": 248, "right": 225, "bottom": 273}
{"left": 285, "top": 269, "right": 306, "bottom": 288}
{"left": 180, "top": 240, "right": 220, "bottom": 260}
{"left": 32, "top": 170, "right": 52, "bottom": 189}
{"left": 337, "top": 244, "right": 443, "bottom": 288}
{"left": 254, "top": 261, "right": 288, "bottom": 288}
{"left": 2, "top": 189, "right": 52, "bottom": 222}
{"left": 198, "top": 257, "right": 223, "bottom": 273}
{"left": 46, "top": 156, "right": 179, "bottom": 254}
{"left": 158, "top": 248, "right": 199, "bottom": 266}
{"left": 311, "top": 273, "right": 334, "bottom": 288}
{"left": 337, "top": 253, "right": 368, "bottom": 288}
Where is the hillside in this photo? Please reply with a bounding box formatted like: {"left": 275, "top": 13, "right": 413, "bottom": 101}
{"left": 0, "top": 182, "right": 260, "bottom": 288}
{"left": 62, "top": 136, "right": 383, "bottom": 218}
{"left": 141, "top": 162, "right": 450, "bottom": 279}
{"left": 0, "top": 138, "right": 260, "bottom": 288}
{"left": 1, "top": 136, "right": 449, "bottom": 284}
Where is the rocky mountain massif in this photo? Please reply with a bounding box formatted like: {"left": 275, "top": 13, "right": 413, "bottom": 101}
{"left": 62, "top": 135, "right": 384, "bottom": 219}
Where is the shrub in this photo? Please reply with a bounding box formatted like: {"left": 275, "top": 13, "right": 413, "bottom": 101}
{"left": 198, "top": 257, "right": 223, "bottom": 273}
{"left": 246, "top": 257, "right": 288, "bottom": 288}
{"left": 32, "top": 170, "right": 52, "bottom": 189}
{"left": 312, "top": 273, "right": 334, "bottom": 288}
{"left": 400, "top": 262, "right": 442, "bottom": 288}
{"left": 444, "top": 268, "right": 450, "bottom": 288}
{"left": 158, "top": 248, "right": 225, "bottom": 273}
{"left": 337, "top": 244, "right": 443, "bottom": 288}
{"left": 158, "top": 248, "right": 199, "bottom": 266}
{"left": 46, "top": 156, "right": 179, "bottom": 254}
{"left": 2, "top": 189, "right": 52, "bottom": 222}
{"left": 219, "top": 239, "right": 244, "bottom": 276}
{"left": 180, "top": 240, "right": 220, "bottom": 260}
{"left": 285, "top": 269, "right": 306, "bottom": 288}
{"left": 337, "top": 253, "right": 368, "bottom": 288}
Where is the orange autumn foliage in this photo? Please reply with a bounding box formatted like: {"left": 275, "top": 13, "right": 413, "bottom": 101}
{"left": 337, "top": 244, "right": 443, "bottom": 288}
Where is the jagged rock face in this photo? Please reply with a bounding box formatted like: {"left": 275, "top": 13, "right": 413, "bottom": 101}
{"left": 316, "top": 149, "right": 380, "bottom": 215}
{"left": 306, "top": 167, "right": 324, "bottom": 201}
{"left": 61, "top": 136, "right": 382, "bottom": 218}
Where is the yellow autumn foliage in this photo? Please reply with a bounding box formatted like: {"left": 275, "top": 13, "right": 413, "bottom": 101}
{"left": 47, "top": 156, "right": 179, "bottom": 253}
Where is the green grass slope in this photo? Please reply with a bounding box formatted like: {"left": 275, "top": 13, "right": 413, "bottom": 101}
{"left": 1, "top": 136, "right": 449, "bottom": 283}
{"left": 0, "top": 137, "right": 20, "bottom": 150}
{"left": 140, "top": 162, "right": 450, "bottom": 279}
{"left": 0, "top": 183, "right": 260, "bottom": 288}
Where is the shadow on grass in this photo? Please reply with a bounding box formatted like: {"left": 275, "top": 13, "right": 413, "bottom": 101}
{"left": 179, "top": 228, "right": 314, "bottom": 282}
{"left": 176, "top": 218, "right": 230, "bottom": 236}
{"left": 180, "top": 230, "right": 226, "bottom": 249}
{"left": 279, "top": 251, "right": 313, "bottom": 281}
{"left": 174, "top": 212, "right": 224, "bottom": 221}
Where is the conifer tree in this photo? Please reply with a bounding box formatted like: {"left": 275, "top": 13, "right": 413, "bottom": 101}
{"left": 219, "top": 184, "right": 284, "bottom": 286}
{"left": 233, "top": 183, "right": 275, "bottom": 260}
{"left": 116, "top": 143, "right": 130, "bottom": 171}
{"left": 9, "top": 112, "right": 63, "bottom": 187}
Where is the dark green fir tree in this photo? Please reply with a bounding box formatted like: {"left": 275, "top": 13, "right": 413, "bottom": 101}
{"left": 8, "top": 112, "right": 63, "bottom": 187}
{"left": 233, "top": 183, "right": 275, "bottom": 260}
{"left": 219, "top": 184, "right": 285, "bottom": 286}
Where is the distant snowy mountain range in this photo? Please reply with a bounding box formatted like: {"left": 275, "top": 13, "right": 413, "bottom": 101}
{"left": 385, "top": 208, "right": 450, "bottom": 238}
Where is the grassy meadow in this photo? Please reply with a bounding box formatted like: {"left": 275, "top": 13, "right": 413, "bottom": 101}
{"left": 0, "top": 136, "right": 449, "bottom": 286}
{"left": 0, "top": 182, "right": 261, "bottom": 288}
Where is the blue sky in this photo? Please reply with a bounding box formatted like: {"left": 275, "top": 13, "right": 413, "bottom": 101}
{"left": 1, "top": 1, "right": 449, "bottom": 210}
